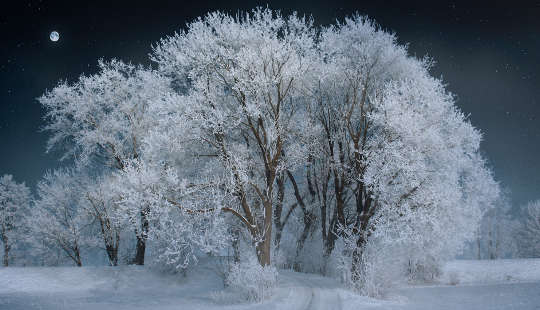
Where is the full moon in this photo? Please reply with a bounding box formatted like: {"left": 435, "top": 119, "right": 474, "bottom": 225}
{"left": 50, "top": 31, "right": 59, "bottom": 42}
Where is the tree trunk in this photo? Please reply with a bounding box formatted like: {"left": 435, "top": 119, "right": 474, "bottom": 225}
{"left": 477, "top": 237, "right": 482, "bottom": 260}
{"left": 488, "top": 229, "right": 495, "bottom": 259}
{"left": 255, "top": 201, "right": 273, "bottom": 267}
{"left": 285, "top": 170, "right": 317, "bottom": 271}
{"left": 350, "top": 208, "right": 375, "bottom": 286}
{"left": 2, "top": 237, "right": 9, "bottom": 267}
{"left": 323, "top": 169, "right": 347, "bottom": 270}
{"left": 134, "top": 208, "right": 149, "bottom": 265}
{"left": 322, "top": 210, "right": 339, "bottom": 274}
{"left": 231, "top": 228, "right": 240, "bottom": 264}
{"left": 274, "top": 226, "right": 283, "bottom": 251}
{"left": 293, "top": 211, "right": 314, "bottom": 271}
{"left": 134, "top": 236, "right": 146, "bottom": 265}
{"left": 74, "top": 245, "right": 82, "bottom": 267}
{"left": 96, "top": 213, "right": 120, "bottom": 266}
{"left": 351, "top": 235, "right": 366, "bottom": 284}
{"left": 256, "top": 235, "right": 271, "bottom": 266}
{"left": 273, "top": 173, "right": 286, "bottom": 251}
{"left": 106, "top": 245, "right": 119, "bottom": 266}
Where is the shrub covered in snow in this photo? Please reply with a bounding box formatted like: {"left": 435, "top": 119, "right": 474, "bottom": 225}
{"left": 336, "top": 227, "right": 404, "bottom": 297}
{"left": 225, "top": 257, "right": 278, "bottom": 302}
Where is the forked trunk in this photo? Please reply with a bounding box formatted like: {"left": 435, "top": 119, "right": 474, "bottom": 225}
{"left": 106, "top": 244, "right": 119, "bottom": 266}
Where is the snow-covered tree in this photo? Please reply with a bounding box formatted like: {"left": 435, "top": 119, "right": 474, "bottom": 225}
{"left": 30, "top": 169, "right": 86, "bottom": 266}
{"left": 309, "top": 15, "right": 416, "bottom": 269}
{"left": 307, "top": 15, "right": 500, "bottom": 289}
{"left": 39, "top": 59, "right": 172, "bottom": 265}
{"left": 474, "top": 190, "right": 518, "bottom": 259}
{"left": 113, "top": 159, "right": 231, "bottom": 271}
{"left": 517, "top": 199, "right": 540, "bottom": 257}
{"left": 151, "top": 9, "right": 320, "bottom": 266}
{"left": 0, "top": 174, "right": 31, "bottom": 266}
{"left": 351, "top": 77, "right": 498, "bottom": 288}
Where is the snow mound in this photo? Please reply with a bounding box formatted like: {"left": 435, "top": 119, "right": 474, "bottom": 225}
{"left": 440, "top": 258, "right": 540, "bottom": 285}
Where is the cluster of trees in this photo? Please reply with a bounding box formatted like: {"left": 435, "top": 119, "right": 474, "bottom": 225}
{"left": 518, "top": 200, "right": 540, "bottom": 257}
{"left": 465, "top": 189, "right": 540, "bottom": 261}
{"left": 1, "top": 9, "right": 538, "bottom": 293}
{"left": 471, "top": 190, "right": 518, "bottom": 260}
{"left": 0, "top": 175, "right": 31, "bottom": 266}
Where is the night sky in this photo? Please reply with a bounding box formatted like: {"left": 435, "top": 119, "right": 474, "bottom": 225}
{"left": 1, "top": 1, "right": 539, "bottom": 208}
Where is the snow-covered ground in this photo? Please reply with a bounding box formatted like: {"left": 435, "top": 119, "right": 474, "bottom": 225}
{"left": 440, "top": 258, "right": 540, "bottom": 285}
{"left": 1, "top": 259, "right": 539, "bottom": 310}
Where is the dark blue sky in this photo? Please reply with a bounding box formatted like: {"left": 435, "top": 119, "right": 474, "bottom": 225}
{"left": 1, "top": 0, "right": 539, "bottom": 208}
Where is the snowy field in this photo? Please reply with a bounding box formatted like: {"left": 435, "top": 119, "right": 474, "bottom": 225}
{"left": 1, "top": 259, "right": 539, "bottom": 310}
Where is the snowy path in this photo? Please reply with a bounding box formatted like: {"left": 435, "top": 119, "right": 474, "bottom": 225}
{"left": 278, "top": 271, "right": 343, "bottom": 310}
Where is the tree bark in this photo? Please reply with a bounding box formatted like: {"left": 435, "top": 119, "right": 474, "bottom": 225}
{"left": 351, "top": 235, "right": 366, "bottom": 283}
{"left": 293, "top": 211, "right": 314, "bottom": 271}
{"left": 321, "top": 137, "right": 348, "bottom": 272}
{"left": 322, "top": 212, "right": 338, "bottom": 274}
{"left": 89, "top": 197, "right": 120, "bottom": 266}
{"left": 477, "top": 237, "right": 482, "bottom": 260}
{"left": 106, "top": 243, "right": 119, "bottom": 266}
{"left": 2, "top": 236, "right": 9, "bottom": 267}
{"left": 351, "top": 211, "right": 373, "bottom": 284}
{"left": 134, "top": 236, "right": 146, "bottom": 265}
{"left": 286, "top": 170, "right": 318, "bottom": 271}
{"left": 322, "top": 196, "right": 347, "bottom": 273}
{"left": 134, "top": 208, "right": 149, "bottom": 265}
{"left": 488, "top": 229, "right": 495, "bottom": 259}
{"left": 273, "top": 173, "right": 286, "bottom": 250}
{"left": 231, "top": 228, "right": 240, "bottom": 264}
{"left": 74, "top": 244, "right": 82, "bottom": 267}
{"left": 256, "top": 227, "right": 272, "bottom": 266}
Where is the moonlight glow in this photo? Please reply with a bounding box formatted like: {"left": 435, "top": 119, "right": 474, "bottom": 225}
{"left": 49, "top": 31, "right": 59, "bottom": 42}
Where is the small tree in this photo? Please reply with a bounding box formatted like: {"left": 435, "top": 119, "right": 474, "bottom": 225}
{"left": 475, "top": 191, "right": 518, "bottom": 259}
{"left": 39, "top": 60, "right": 171, "bottom": 265}
{"left": 114, "top": 159, "right": 231, "bottom": 271}
{"left": 518, "top": 200, "right": 540, "bottom": 257}
{"left": 0, "top": 174, "right": 31, "bottom": 266}
{"left": 30, "top": 169, "right": 86, "bottom": 266}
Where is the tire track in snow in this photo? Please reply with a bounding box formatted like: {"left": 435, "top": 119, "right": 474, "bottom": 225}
{"left": 304, "top": 290, "right": 315, "bottom": 310}
{"left": 281, "top": 271, "right": 342, "bottom": 310}
{"left": 307, "top": 287, "right": 342, "bottom": 310}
